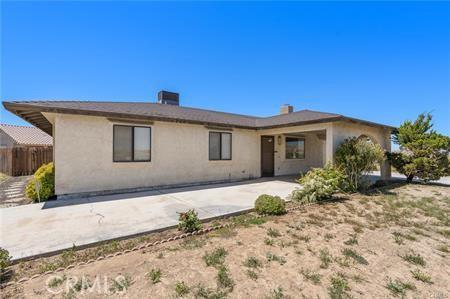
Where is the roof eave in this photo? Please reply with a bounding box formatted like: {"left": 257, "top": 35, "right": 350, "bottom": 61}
{"left": 3, "top": 101, "right": 396, "bottom": 133}
{"left": 2, "top": 102, "right": 257, "bottom": 131}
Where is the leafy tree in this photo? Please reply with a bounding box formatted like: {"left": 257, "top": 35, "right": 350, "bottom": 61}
{"left": 388, "top": 113, "right": 450, "bottom": 183}
{"left": 335, "top": 137, "right": 384, "bottom": 191}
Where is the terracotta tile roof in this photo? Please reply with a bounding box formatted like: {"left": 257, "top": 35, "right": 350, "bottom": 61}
{"left": 2, "top": 100, "right": 394, "bottom": 135}
{"left": 0, "top": 123, "right": 52, "bottom": 146}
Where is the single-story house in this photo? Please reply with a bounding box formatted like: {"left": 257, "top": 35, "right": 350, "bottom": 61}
{"left": 3, "top": 91, "right": 394, "bottom": 196}
{"left": 0, "top": 124, "right": 53, "bottom": 176}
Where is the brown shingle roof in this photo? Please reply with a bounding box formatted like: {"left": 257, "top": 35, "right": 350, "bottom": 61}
{"left": 0, "top": 124, "right": 52, "bottom": 146}
{"left": 2, "top": 100, "right": 393, "bottom": 135}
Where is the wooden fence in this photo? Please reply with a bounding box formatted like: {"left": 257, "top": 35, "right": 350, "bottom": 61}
{"left": 0, "top": 146, "right": 53, "bottom": 176}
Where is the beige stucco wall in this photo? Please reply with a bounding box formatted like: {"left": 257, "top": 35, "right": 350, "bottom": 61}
{"left": 272, "top": 133, "right": 325, "bottom": 176}
{"left": 52, "top": 114, "right": 260, "bottom": 195}
{"left": 46, "top": 112, "right": 392, "bottom": 195}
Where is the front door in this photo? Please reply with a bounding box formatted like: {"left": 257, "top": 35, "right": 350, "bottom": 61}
{"left": 261, "top": 136, "right": 275, "bottom": 177}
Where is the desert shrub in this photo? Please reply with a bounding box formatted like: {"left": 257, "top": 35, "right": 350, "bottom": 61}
{"left": 178, "top": 209, "right": 202, "bottom": 233}
{"left": 292, "top": 165, "right": 344, "bottom": 204}
{"left": 254, "top": 194, "right": 286, "bottom": 215}
{"left": 335, "top": 137, "right": 384, "bottom": 192}
{"left": 388, "top": 113, "right": 450, "bottom": 183}
{"left": 203, "top": 247, "right": 228, "bottom": 267}
{"left": 25, "top": 162, "right": 55, "bottom": 202}
{"left": 0, "top": 247, "right": 11, "bottom": 272}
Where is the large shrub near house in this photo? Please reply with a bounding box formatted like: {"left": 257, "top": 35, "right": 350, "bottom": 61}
{"left": 254, "top": 194, "right": 286, "bottom": 215}
{"left": 335, "top": 137, "right": 384, "bottom": 192}
{"left": 292, "top": 165, "right": 344, "bottom": 204}
{"left": 25, "top": 162, "right": 55, "bottom": 202}
{"left": 388, "top": 113, "right": 450, "bottom": 183}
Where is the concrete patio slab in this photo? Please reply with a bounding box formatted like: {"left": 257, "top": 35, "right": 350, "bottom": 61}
{"left": 0, "top": 177, "right": 299, "bottom": 260}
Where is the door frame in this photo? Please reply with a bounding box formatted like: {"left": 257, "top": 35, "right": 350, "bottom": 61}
{"left": 260, "top": 135, "right": 275, "bottom": 177}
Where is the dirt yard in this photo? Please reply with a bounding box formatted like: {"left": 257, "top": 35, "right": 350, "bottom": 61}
{"left": 2, "top": 183, "right": 449, "bottom": 298}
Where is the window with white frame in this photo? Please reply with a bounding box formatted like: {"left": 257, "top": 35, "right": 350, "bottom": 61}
{"left": 285, "top": 137, "right": 305, "bottom": 159}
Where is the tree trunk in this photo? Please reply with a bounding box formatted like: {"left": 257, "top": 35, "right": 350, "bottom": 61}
{"left": 406, "top": 174, "right": 414, "bottom": 183}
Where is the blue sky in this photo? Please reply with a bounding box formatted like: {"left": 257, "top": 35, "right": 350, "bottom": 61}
{"left": 1, "top": 1, "right": 449, "bottom": 136}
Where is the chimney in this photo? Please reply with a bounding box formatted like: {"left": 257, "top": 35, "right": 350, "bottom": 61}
{"left": 280, "top": 104, "right": 294, "bottom": 114}
{"left": 158, "top": 90, "right": 179, "bottom": 105}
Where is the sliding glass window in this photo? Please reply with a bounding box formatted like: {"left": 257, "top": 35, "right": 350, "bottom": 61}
{"left": 209, "top": 132, "right": 232, "bottom": 160}
{"left": 113, "top": 125, "right": 151, "bottom": 162}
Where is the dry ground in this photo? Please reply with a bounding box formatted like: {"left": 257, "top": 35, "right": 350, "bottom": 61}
{"left": 2, "top": 183, "right": 449, "bottom": 299}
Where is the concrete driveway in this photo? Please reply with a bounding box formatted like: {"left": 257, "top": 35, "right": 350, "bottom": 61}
{"left": 0, "top": 177, "right": 299, "bottom": 260}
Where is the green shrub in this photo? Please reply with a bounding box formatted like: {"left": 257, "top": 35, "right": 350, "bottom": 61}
{"left": 203, "top": 247, "right": 228, "bottom": 267}
{"left": 335, "top": 137, "right": 384, "bottom": 192}
{"left": 388, "top": 113, "right": 450, "bottom": 183}
{"left": 0, "top": 247, "right": 11, "bottom": 272}
{"left": 292, "top": 165, "right": 344, "bottom": 204}
{"left": 254, "top": 194, "right": 286, "bottom": 215}
{"left": 25, "top": 162, "right": 55, "bottom": 202}
{"left": 178, "top": 209, "right": 202, "bottom": 233}
{"left": 175, "top": 281, "right": 190, "bottom": 297}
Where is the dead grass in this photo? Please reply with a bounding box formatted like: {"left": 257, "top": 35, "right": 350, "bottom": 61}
{"left": 2, "top": 183, "right": 450, "bottom": 298}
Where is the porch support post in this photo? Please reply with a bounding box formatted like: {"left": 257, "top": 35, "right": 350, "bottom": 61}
{"left": 380, "top": 130, "right": 392, "bottom": 180}
{"left": 325, "top": 126, "right": 334, "bottom": 165}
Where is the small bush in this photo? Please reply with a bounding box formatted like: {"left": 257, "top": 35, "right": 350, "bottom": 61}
{"left": 267, "top": 287, "right": 284, "bottom": 299}
{"left": 266, "top": 252, "right": 286, "bottom": 265}
{"left": 267, "top": 228, "right": 281, "bottom": 238}
{"left": 0, "top": 247, "right": 11, "bottom": 272}
{"left": 401, "top": 252, "right": 426, "bottom": 267}
{"left": 47, "top": 275, "right": 66, "bottom": 288}
{"left": 147, "top": 268, "right": 162, "bottom": 284}
{"left": 342, "top": 248, "right": 368, "bottom": 265}
{"left": 216, "top": 265, "right": 234, "bottom": 291}
{"left": 264, "top": 238, "right": 275, "bottom": 246}
{"left": 246, "top": 270, "right": 258, "bottom": 280}
{"left": 293, "top": 165, "right": 344, "bottom": 204}
{"left": 411, "top": 269, "right": 432, "bottom": 284}
{"left": 386, "top": 278, "right": 416, "bottom": 297}
{"left": 328, "top": 274, "right": 350, "bottom": 299}
{"left": 175, "top": 281, "right": 190, "bottom": 297}
{"left": 203, "top": 247, "right": 228, "bottom": 267}
{"left": 243, "top": 256, "right": 262, "bottom": 268}
{"left": 25, "top": 162, "right": 55, "bottom": 202}
{"left": 254, "top": 194, "right": 286, "bottom": 215}
{"left": 343, "top": 234, "right": 358, "bottom": 245}
{"left": 110, "top": 274, "right": 133, "bottom": 293}
{"left": 319, "top": 249, "right": 333, "bottom": 269}
{"left": 301, "top": 269, "right": 321, "bottom": 285}
{"left": 178, "top": 209, "right": 202, "bottom": 233}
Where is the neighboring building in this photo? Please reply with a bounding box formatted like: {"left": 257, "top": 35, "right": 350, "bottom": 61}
{"left": 0, "top": 124, "right": 53, "bottom": 176}
{"left": 0, "top": 124, "right": 53, "bottom": 148}
{"left": 3, "top": 91, "right": 393, "bottom": 196}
